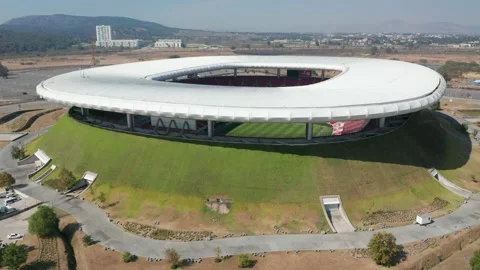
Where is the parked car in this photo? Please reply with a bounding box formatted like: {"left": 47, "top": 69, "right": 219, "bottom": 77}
{"left": 4, "top": 197, "right": 17, "bottom": 205}
{"left": 7, "top": 233, "right": 23, "bottom": 239}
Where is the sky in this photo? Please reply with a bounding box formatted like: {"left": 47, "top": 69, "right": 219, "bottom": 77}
{"left": 1, "top": 0, "right": 480, "bottom": 32}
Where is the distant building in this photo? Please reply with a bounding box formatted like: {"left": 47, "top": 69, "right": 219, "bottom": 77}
{"left": 154, "top": 39, "right": 182, "bottom": 48}
{"left": 96, "top": 40, "right": 140, "bottom": 48}
{"left": 95, "top": 25, "right": 140, "bottom": 48}
{"left": 96, "top": 25, "right": 112, "bottom": 42}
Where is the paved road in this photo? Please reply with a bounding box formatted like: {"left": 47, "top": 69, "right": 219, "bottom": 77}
{"left": 0, "top": 100, "right": 54, "bottom": 115}
{"left": 444, "top": 88, "right": 480, "bottom": 100}
{"left": 1, "top": 128, "right": 480, "bottom": 259}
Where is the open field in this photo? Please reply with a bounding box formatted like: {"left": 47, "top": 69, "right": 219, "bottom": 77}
{"left": 25, "top": 109, "right": 470, "bottom": 234}
{"left": 2, "top": 46, "right": 480, "bottom": 72}
{"left": 2, "top": 48, "right": 234, "bottom": 71}
{"left": 227, "top": 123, "right": 333, "bottom": 138}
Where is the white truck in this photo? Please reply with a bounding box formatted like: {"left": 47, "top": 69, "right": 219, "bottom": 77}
{"left": 416, "top": 215, "right": 432, "bottom": 225}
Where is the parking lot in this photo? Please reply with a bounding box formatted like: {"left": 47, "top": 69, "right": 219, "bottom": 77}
{"left": 0, "top": 207, "right": 37, "bottom": 244}
{"left": 0, "top": 66, "right": 82, "bottom": 101}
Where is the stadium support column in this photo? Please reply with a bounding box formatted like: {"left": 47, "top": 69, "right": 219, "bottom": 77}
{"left": 277, "top": 68, "right": 280, "bottom": 77}
{"left": 126, "top": 113, "right": 133, "bottom": 130}
{"left": 207, "top": 120, "right": 214, "bottom": 138}
{"left": 306, "top": 123, "right": 313, "bottom": 141}
{"left": 80, "top": 107, "right": 89, "bottom": 116}
{"left": 321, "top": 70, "right": 325, "bottom": 80}
{"left": 234, "top": 68, "right": 237, "bottom": 77}
{"left": 379, "top": 117, "right": 386, "bottom": 128}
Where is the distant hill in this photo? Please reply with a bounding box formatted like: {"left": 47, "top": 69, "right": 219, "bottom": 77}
{"left": 0, "top": 14, "right": 180, "bottom": 40}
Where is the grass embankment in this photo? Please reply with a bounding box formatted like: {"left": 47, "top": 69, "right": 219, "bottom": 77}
{"left": 227, "top": 123, "right": 332, "bottom": 138}
{"left": 26, "top": 110, "right": 469, "bottom": 233}
{"left": 459, "top": 110, "right": 480, "bottom": 117}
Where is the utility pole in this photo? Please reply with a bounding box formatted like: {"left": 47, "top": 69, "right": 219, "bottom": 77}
{"left": 91, "top": 40, "right": 96, "bottom": 66}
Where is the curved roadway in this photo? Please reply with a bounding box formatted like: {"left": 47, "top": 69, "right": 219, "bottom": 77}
{"left": 1, "top": 130, "right": 479, "bottom": 259}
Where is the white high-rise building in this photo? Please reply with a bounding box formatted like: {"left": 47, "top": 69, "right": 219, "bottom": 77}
{"left": 96, "top": 25, "right": 112, "bottom": 42}
{"left": 95, "top": 25, "right": 140, "bottom": 48}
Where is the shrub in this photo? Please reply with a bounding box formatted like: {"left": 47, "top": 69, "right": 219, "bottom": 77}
{"left": 169, "top": 55, "right": 181, "bottom": 59}
{"left": 0, "top": 171, "right": 15, "bottom": 188}
{"left": 471, "top": 249, "right": 480, "bottom": 269}
{"left": 49, "top": 168, "right": 76, "bottom": 191}
{"left": 10, "top": 146, "right": 25, "bottom": 160}
{"left": 82, "top": 235, "right": 93, "bottom": 246}
{"left": 98, "top": 192, "right": 106, "bottom": 204}
{"left": 28, "top": 205, "right": 59, "bottom": 238}
{"left": 430, "top": 101, "right": 441, "bottom": 111}
{"left": 164, "top": 248, "right": 180, "bottom": 268}
{"left": 215, "top": 247, "right": 222, "bottom": 263}
{"left": 238, "top": 254, "right": 252, "bottom": 268}
{"left": 368, "top": 232, "right": 399, "bottom": 266}
{"left": 122, "top": 252, "right": 137, "bottom": 263}
{"left": 1, "top": 243, "right": 27, "bottom": 270}
{"left": 0, "top": 63, "right": 9, "bottom": 79}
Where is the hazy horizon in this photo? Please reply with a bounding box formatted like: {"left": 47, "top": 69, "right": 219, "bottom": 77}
{"left": 2, "top": 0, "right": 480, "bottom": 32}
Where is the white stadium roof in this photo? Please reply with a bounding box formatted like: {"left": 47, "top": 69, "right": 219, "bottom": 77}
{"left": 37, "top": 56, "right": 446, "bottom": 122}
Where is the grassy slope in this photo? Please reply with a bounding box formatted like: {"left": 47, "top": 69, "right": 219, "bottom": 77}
{"left": 26, "top": 110, "right": 467, "bottom": 230}
{"left": 459, "top": 110, "right": 480, "bottom": 117}
{"left": 435, "top": 115, "right": 480, "bottom": 192}
{"left": 227, "top": 123, "right": 333, "bottom": 138}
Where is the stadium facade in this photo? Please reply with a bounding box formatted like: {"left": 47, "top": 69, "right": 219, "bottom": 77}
{"left": 36, "top": 56, "right": 446, "bottom": 144}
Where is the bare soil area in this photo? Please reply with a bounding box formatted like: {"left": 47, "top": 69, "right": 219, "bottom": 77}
{"left": 0, "top": 107, "right": 65, "bottom": 132}
{"left": 433, "top": 238, "right": 480, "bottom": 270}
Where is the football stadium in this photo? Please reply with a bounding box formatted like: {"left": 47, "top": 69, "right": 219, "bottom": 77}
{"left": 36, "top": 56, "right": 446, "bottom": 144}
{"left": 29, "top": 55, "right": 471, "bottom": 235}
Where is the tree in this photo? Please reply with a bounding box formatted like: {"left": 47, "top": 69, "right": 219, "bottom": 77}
{"left": 230, "top": 45, "right": 236, "bottom": 50}
{"left": 28, "top": 205, "right": 59, "bottom": 238}
{"left": 164, "top": 248, "right": 180, "bottom": 268}
{"left": 370, "top": 46, "right": 378, "bottom": 56}
{"left": 10, "top": 146, "right": 25, "bottom": 160}
{"left": 471, "top": 249, "right": 480, "bottom": 269}
{"left": 238, "top": 254, "right": 253, "bottom": 268}
{"left": 267, "top": 40, "right": 271, "bottom": 47}
{"left": 315, "top": 40, "right": 320, "bottom": 47}
{"left": 181, "top": 41, "right": 186, "bottom": 48}
{"left": 0, "top": 172, "right": 15, "bottom": 188}
{"left": 1, "top": 243, "right": 27, "bottom": 270}
{"left": 368, "top": 232, "right": 399, "bottom": 266}
{"left": 0, "top": 63, "right": 9, "bottom": 79}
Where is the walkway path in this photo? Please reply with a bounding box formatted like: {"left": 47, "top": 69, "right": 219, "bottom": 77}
{"left": 428, "top": 169, "right": 472, "bottom": 199}
{"left": 1, "top": 128, "right": 479, "bottom": 259}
